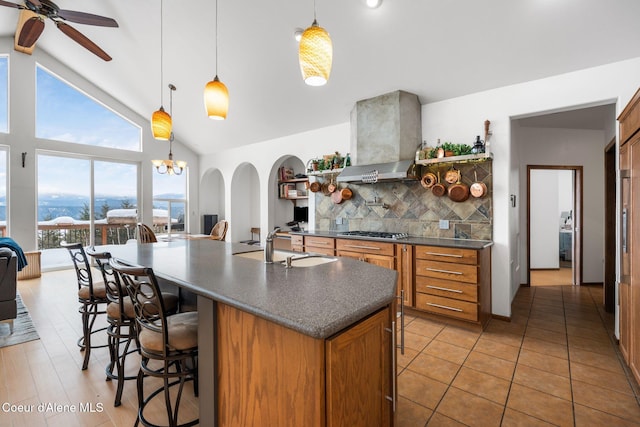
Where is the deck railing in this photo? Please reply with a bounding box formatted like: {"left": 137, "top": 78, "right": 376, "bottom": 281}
{"left": 0, "top": 222, "right": 184, "bottom": 250}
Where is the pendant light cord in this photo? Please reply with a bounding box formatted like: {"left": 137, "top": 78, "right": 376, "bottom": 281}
{"left": 160, "top": 0, "right": 164, "bottom": 107}
{"left": 313, "top": 0, "right": 317, "bottom": 21}
{"left": 215, "top": 0, "right": 218, "bottom": 76}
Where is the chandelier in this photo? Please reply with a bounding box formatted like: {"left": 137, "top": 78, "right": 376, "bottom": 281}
{"left": 152, "top": 84, "right": 186, "bottom": 175}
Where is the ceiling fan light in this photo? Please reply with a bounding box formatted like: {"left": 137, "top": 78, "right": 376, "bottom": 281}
{"left": 298, "top": 20, "right": 333, "bottom": 86}
{"left": 151, "top": 106, "right": 172, "bottom": 140}
{"left": 204, "top": 76, "right": 229, "bottom": 120}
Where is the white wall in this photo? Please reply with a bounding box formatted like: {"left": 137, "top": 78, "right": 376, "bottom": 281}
{"left": 200, "top": 123, "right": 350, "bottom": 241}
{"left": 1, "top": 39, "right": 199, "bottom": 252}
{"left": 200, "top": 56, "right": 640, "bottom": 319}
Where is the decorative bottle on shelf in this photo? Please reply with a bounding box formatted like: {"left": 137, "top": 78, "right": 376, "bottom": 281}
{"left": 343, "top": 153, "right": 351, "bottom": 167}
{"left": 471, "top": 135, "right": 485, "bottom": 154}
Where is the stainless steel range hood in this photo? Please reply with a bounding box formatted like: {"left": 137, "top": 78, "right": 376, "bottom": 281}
{"left": 337, "top": 160, "right": 416, "bottom": 183}
{"left": 337, "top": 90, "right": 421, "bottom": 184}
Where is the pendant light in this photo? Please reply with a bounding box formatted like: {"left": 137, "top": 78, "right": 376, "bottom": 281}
{"left": 152, "top": 84, "right": 187, "bottom": 175}
{"left": 298, "top": 0, "right": 332, "bottom": 86}
{"left": 204, "top": 0, "right": 229, "bottom": 120}
{"left": 151, "top": 0, "right": 171, "bottom": 140}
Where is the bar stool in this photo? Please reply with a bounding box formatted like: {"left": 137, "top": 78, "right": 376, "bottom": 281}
{"left": 110, "top": 257, "right": 198, "bottom": 427}
{"left": 137, "top": 223, "right": 158, "bottom": 243}
{"left": 61, "top": 242, "right": 109, "bottom": 370}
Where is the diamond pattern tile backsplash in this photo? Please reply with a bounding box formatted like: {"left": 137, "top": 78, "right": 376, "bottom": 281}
{"left": 313, "top": 160, "right": 492, "bottom": 240}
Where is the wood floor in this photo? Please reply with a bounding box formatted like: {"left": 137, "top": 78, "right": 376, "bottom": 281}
{"left": 530, "top": 267, "right": 573, "bottom": 286}
{"left": 0, "top": 269, "right": 198, "bottom": 427}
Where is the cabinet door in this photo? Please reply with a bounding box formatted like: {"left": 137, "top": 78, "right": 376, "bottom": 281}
{"left": 363, "top": 253, "right": 396, "bottom": 269}
{"left": 326, "top": 308, "right": 392, "bottom": 427}
{"left": 620, "top": 142, "right": 631, "bottom": 363}
{"left": 630, "top": 134, "right": 640, "bottom": 382}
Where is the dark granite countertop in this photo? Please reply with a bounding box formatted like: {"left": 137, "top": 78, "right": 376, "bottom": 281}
{"left": 103, "top": 239, "right": 398, "bottom": 340}
{"left": 290, "top": 230, "right": 493, "bottom": 250}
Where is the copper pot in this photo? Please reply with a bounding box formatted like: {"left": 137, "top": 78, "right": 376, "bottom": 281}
{"left": 421, "top": 172, "right": 437, "bottom": 189}
{"left": 432, "top": 171, "right": 446, "bottom": 197}
{"left": 448, "top": 170, "right": 470, "bottom": 202}
{"left": 470, "top": 171, "right": 487, "bottom": 198}
{"left": 340, "top": 187, "right": 353, "bottom": 200}
{"left": 309, "top": 181, "right": 321, "bottom": 193}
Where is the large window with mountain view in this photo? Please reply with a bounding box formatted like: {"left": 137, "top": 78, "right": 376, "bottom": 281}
{"left": 0, "top": 56, "right": 8, "bottom": 134}
{"left": 153, "top": 170, "right": 187, "bottom": 236}
{"left": 37, "top": 154, "right": 139, "bottom": 260}
{"left": 35, "top": 64, "right": 141, "bottom": 150}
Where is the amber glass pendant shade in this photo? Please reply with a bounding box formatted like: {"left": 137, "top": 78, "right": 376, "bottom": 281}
{"left": 151, "top": 106, "right": 172, "bottom": 140}
{"left": 298, "top": 20, "right": 332, "bottom": 86}
{"left": 204, "top": 76, "right": 229, "bottom": 120}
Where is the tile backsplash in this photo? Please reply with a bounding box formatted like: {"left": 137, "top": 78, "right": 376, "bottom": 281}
{"left": 313, "top": 160, "right": 492, "bottom": 240}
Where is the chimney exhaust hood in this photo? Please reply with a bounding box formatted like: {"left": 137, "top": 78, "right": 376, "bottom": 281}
{"left": 336, "top": 160, "right": 416, "bottom": 183}
{"left": 337, "top": 90, "right": 422, "bottom": 184}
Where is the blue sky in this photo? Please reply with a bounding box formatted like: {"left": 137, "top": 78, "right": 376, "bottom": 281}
{"left": 34, "top": 65, "right": 186, "bottom": 198}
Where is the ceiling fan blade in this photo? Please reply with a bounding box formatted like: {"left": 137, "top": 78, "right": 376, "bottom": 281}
{"left": 56, "top": 9, "right": 118, "bottom": 27}
{"left": 56, "top": 22, "right": 112, "bottom": 61}
{"left": 28, "top": 0, "right": 41, "bottom": 7}
{"left": 0, "top": 0, "right": 24, "bottom": 9}
{"left": 17, "top": 15, "right": 44, "bottom": 47}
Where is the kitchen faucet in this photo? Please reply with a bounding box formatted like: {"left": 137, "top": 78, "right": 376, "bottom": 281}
{"left": 264, "top": 227, "right": 281, "bottom": 263}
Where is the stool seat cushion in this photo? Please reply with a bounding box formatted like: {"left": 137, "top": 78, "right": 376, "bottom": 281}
{"left": 107, "top": 292, "right": 179, "bottom": 320}
{"left": 78, "top": 281, "right": 107, "bottom": 300}
{"left": 139, "top": 311, "right": 198, "bottom": 353}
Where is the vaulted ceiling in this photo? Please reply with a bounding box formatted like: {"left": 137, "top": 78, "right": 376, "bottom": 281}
{"left": 0, "top": 0, "right": 639, "bottom": 155}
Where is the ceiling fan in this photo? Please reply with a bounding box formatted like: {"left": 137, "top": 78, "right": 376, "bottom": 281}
{"left": 0, "top": 0, "right": 118, "bottom": 61}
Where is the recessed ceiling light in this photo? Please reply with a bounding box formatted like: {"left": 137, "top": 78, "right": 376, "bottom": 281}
{"left": 294, "top": 27, "right": 304, "bottom": 42}
{"left": 365, "top": 0, "right": 382, "bottom": 8}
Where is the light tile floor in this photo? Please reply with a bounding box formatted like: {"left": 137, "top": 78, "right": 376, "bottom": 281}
{"left": 397, "top": 285, "right": 640, "bottom": 426}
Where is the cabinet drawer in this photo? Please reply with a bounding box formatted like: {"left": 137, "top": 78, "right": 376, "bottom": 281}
{"left": 306, "top": 246, "right": 335, "bottom": 256}
{"left": 415, "top": 245, "right": 477, "bottom": 265}
{"left": 415, "top": 293, "right": 478, "bottom": 322}
{"left": 304, "top": 236, "right": 335, "bottom": 249}
{"left": 336, "top": 239, "right": 395, "bottom": 256}
{"left": 415, "top": 259, "right": 477, "bottom": 284}
{"left": 291, "top": 234, "right": 303, "bottom": 247}
{"left": 416, "top": 276, "right": 478, "bottom": 303}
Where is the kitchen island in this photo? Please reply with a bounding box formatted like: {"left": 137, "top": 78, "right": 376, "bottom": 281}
{"left": 104, "top": 238, "right": 398, "bottom": 426}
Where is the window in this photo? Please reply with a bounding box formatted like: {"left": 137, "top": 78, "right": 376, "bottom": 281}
{"left": 0, "top": 56, "right": 7, "bottom": 134}
{"left": 35, "top": 65, "right": 141, "bottom": 151}
{"left": 37, "top": 153, "right": 139, "bottom": 268}
{"left": 0, "top": 148, "right": 6, "bottom": 236}
{"left": 153, "top": 171, "right": 187, "bottom": 235}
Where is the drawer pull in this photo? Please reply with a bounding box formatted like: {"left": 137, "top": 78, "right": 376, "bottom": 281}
{"left": 424, "top": 251, "right": 463, "bottom": 258}
{"left": 426, "top": 285, "right": 463, "bottom": 294}
{"left": 308, "top": 240, "right": 329, "bottom": 245}
{"left": 344, "top": 244, "right": 382, "bottom": 251}
{"left": 425, "top": 267, "right": 463, "bottom": 275}
{"left": 426, "top": 302, "right": 463, "bottom": 312}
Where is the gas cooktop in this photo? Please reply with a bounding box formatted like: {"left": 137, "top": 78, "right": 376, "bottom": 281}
{"left": 337, "top": 231, "right": 409, "bottom": 240}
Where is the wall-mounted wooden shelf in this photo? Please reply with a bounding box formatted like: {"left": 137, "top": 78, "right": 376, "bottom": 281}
{"left": 416, "top": 153, "right": 493, "bottom": 166}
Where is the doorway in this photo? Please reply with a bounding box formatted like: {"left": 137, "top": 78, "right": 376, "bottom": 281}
{"left": 527, "top": 165, "right": 583, "bottom": 286}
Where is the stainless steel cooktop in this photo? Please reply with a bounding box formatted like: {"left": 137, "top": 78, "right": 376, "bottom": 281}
{"left": 337, "top": 231, "right": 409, "bottom": 240}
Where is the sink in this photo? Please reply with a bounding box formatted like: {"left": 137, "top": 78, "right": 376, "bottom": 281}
{"left": 234, "top": 250, "right": 337, "bottom": 267}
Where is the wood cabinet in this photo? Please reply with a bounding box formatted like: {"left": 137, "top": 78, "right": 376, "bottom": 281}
{"left": 413, "top": 245, "right": 491, "bottom": 327}
{"left": 216, "top": 302, "right": 394, "bottom": 427}
{"left": 618, "top": 87, "right": 640, "bottom": 383}
{"left": 304, "top": 235, "right": 335, "bottom": 256}
{"left": 291, "top": 234, "right": 304, "bottom": 252}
